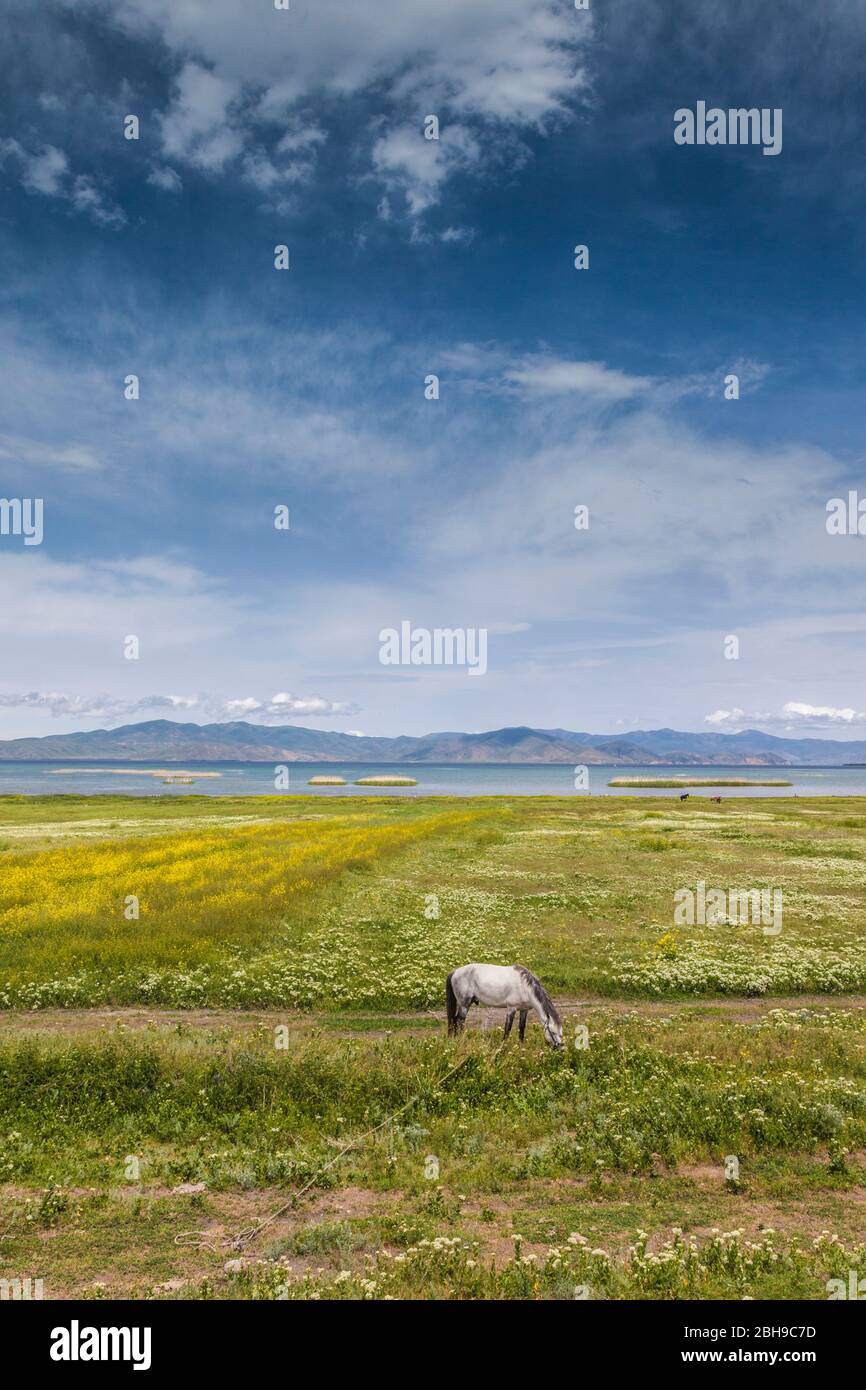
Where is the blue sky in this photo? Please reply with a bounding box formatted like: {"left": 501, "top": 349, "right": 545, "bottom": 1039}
{"left": 2, "top": 0, "right": 866, "bottom": 740}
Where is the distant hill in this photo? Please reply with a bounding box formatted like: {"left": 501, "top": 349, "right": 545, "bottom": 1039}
{"left": 0, "top": 719, "right": 862, "bottom": 765}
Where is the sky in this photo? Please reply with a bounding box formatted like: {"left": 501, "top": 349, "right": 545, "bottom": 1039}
{"left": 2, "top": 0, "right": 866, "bottom": 741}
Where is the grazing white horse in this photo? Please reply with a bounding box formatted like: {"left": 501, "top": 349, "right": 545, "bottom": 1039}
{"left": 446, "top": 963, "right": 563, "bottom": 1049}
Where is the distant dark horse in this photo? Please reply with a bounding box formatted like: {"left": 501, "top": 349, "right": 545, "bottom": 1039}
{"left": 679, "top": 792, "right": 689, "bottom": 801}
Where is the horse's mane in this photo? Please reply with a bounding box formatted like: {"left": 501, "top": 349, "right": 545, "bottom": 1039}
{"left": 516, "top": 965, "right": 560, "bottom": 1024}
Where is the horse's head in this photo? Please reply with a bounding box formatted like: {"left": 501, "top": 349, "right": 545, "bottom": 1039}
{"left": 543, "top": 1014, "right": 563, "bottom": 1050}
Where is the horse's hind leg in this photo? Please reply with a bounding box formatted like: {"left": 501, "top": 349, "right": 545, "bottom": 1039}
{"left": 504, "top": 1010, "right": 516, "bottom": 1039}
{"left": 518, "top": 1010, "right": 528, "bottom": 1042}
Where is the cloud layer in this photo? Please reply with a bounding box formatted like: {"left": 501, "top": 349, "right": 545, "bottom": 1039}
{"left": 75, "top": 0, "right": 592, "bottom": 223}
{"left": 706, "top": 703, "right": 866, "bottom": 731}
{"left": 0, "top": 691, "right": 359, "bottom": 724}
{"left": 1, "top": 1, "right": 865, "bottom": 740}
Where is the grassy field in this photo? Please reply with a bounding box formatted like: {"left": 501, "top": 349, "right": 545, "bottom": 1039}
{"left": 1, "top": 792, "right": 866, "bottom": 1300}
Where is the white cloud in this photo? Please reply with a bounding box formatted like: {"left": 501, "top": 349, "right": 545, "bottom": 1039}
{"left": 372, "top": 123, "right": 480, "bottom": 217}
{"left": 222, "top": 697, "right": 262, "bottom": 717}
{"left": 147, "top": 165, "right": 183, "bottom": 193}
{"left": 82, "top": 0, "right": 592, "bottom": 214}
{"left": 21, "top": 143, "right": 68, "bottom": 194}
{"left": 671, "top": 359, "right": 771, "bottom": 403}
{"left": 0, "top": 692, "right": 197, "bottom": 720}
{"left": 158, "top": 62, "right": 243, "bottom": 171}
{"left": 435, "top": 344, "right": 653, "bottom": 400}
{"left": 108, "top": 0, "right": 590, "bottom": 120}
{"left": 439, "top": 225, "right": 475, "bottom": 244}
{"left": 0, "top": 139, "right": 124, "bottom": 227}
{"left": 503, "top": 356, "right": 651, "bottom": 400}
{"left": 0, "top": 690, "right": 359, "bottom": 724}
{"left": 438, "top": 341, "right": 506, "bottom": 374}
{"left": 705, "top": 707, "right": 764, "bottom": 728}
{"left": 70, "top": 174, "right": 126, "bottom": 229}
{"left": 275, "top": 125, "right": 326, "bottom": 156}
{"left": 784, "top": 701, "right": 866, "bottom": 724}
{"left": 439, "top": 344, "right": 765, "bottom": 407}
{"left": 0, "top": 434, "right": 102, "bottom": 472}
{"left": 223, "top": 693, "right": 359, "bottom": 720}
{"left": 706, "top": 703, "right": 866, "bottom": 730}
{"left": 242, "top": 123, "right": 327, "bottom": 195}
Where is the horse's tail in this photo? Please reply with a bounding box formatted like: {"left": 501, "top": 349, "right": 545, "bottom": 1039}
{"left": 445, "top": 971, "right": 459, "bottom": 1035}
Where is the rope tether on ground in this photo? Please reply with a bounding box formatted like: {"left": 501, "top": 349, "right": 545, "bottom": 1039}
{"left": 175, "top": 1039, "right": 505, "bottom": 1256}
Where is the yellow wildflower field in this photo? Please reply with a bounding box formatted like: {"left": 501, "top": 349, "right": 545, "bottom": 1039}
{"left": 0, "top": 807, "right": 484, "bottom": 1005}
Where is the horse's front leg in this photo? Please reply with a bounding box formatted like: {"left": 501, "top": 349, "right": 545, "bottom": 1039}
{"left": 504, "top": 1010, "right": 516, "bottom": 1039}
{"left": 518, "top": 1010, "right": 528, "bottom": 1042}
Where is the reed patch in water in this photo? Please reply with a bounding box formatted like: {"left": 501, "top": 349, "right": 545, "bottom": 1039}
{"left": 609, "top": 777, "right": 791, "bottom": 788}
{"left": 354, "top": 775, "right": 418, "bottom": 786}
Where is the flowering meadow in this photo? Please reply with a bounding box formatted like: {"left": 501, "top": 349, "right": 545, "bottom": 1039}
{"left": 2, "top": 791, "right": 866, "bottom": 1009}
{"left": 0, "top": 801, "right": 488, "bottom": 1007}
{"left": 228, "top": 1228, "right": 866, "bottom": 1301}
{"left": 1, "top": 792, "right": 866, "bottom": 1299}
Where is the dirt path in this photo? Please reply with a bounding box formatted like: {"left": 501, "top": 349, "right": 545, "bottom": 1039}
{"left": 1, "top": 993, "right": 864, "bottom": 1037}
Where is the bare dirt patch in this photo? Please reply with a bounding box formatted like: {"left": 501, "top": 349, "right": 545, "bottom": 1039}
{"left": 2, "top": 994, "right": 865, "bottom": 1040}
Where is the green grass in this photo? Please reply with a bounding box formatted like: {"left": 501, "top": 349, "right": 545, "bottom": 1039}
{"left": 4, "top": 1009, "right": 866, "bottom": 1184}
{"left": 2, "top": 792, "right": 866, "bottom": 1299}
{"left": 1, "top": 1007, "right": 865, "bottom": 1298}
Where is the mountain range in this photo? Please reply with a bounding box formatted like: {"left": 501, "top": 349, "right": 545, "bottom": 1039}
{"left": 0, "top": 719, "right": 863, "bottom": 766}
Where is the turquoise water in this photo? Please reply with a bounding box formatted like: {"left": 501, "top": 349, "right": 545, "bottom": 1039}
{"left": 0, "top": 761, "right": 865, "bottom": 798}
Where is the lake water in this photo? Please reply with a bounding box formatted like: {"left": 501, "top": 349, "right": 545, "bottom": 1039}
{"left": 1, "top": 761, "right": 866, "bottom": 798}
